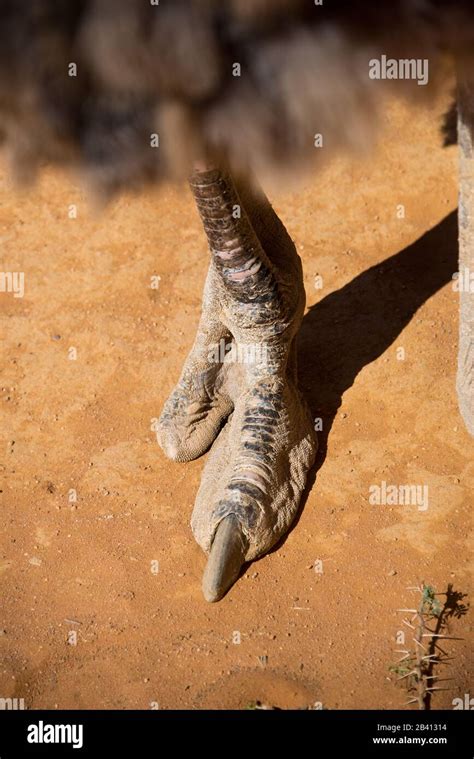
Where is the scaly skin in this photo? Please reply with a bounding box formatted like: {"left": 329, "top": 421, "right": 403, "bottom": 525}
{"left": 156, "top": 168, "right": 317, "bottom": 592}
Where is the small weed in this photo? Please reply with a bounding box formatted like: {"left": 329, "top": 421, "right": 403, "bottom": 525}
{"left": 390, "top": 582, "right": 466, "bottom": 709}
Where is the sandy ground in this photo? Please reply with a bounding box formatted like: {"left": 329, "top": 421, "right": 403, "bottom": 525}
{"left": 1, "top": 93, "right": 472, "bottom": 710}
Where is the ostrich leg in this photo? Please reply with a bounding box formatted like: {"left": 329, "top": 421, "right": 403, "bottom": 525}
{"left": 457, "top": 77, "right": 474, "bottom": 435}
{"left": 157, "top": 168, "right": 317, "bottom": 601}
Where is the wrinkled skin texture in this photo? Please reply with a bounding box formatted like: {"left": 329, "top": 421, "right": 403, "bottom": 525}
{"left": 157, "top": 170, "right": 316, "bottom": 577}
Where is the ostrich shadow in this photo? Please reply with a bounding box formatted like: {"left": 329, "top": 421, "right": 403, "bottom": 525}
{"left": 280, "top": 209, "right": 458, "bottom": 545}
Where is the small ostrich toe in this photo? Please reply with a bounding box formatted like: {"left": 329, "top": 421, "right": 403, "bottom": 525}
{"left": 156, "top": 266, "right": 234, "bottom": 461}
{"left": 156, "top": 364, "right": 233, "bottom": 461}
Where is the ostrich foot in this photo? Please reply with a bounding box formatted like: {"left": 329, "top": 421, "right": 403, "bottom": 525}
{"left": 157, "top": 168, "right": 317, "bottom": 601}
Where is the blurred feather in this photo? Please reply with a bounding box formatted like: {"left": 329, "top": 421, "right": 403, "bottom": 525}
{"left": 0, "top": 0, "right": 473, "bottom": 197}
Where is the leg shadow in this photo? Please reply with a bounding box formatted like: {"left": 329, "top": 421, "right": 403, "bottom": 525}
{"left": 294, "top": 210, "right": 458, "bottom": 519}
